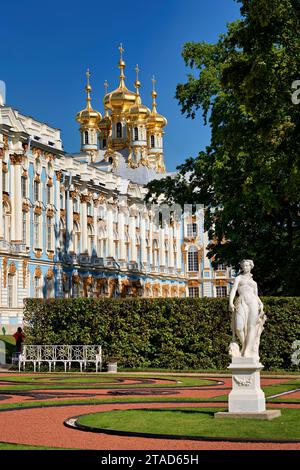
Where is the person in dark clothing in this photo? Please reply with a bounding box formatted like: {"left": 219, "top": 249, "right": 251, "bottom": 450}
{"left": 13, "top": 327, "right": 25, "bottom": 354}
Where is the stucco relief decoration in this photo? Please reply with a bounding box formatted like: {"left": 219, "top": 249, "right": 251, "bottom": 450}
{"left": 8, "top": 262, "right": 17, "bottom": 275}
{"left": 46, "top": 269, "right": 54, "bottom": 280}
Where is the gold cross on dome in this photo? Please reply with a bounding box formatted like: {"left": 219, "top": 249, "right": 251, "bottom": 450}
{"left": 86, "top": 68, "right": 91, "bottom": 81}
{"left": 119, "top": 43, "right": 124, "bottom": 60}
{"left": 104, "top": 80, "right": 109, "bottom": 94}
{"left": 152, "top": 75, "right": 156, "bottom": 91}
{"left": 135, "top": 64, "right": 140, "bottom": 80}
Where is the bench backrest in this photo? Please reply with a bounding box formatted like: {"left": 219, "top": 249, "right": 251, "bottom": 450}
{"left": 22, "top": 345, "right": 102, "bottom": 361}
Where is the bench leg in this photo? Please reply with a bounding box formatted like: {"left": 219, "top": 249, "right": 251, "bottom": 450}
{"left": 80, "top": 363, "right": 83, "bottom": 373}
{"left": 34, "top": 362, "right": 36, "bottom": 373}
{"left": 64, "top": 362, "right": 67, "bottom": 373}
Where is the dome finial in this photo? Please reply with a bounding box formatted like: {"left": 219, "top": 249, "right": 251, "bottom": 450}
{"left": 118, "top": 43, "right": 126, "bottom": 89}
{"left": 151, "top": 75, "right": 157, "bottom": 113}
{"left": 85, "top": 68, "right": 92, "bottom": 110}
{"left": 104, "top": 80, "right": 109, "bottom": 117}
{"left": 134, "top": 64, "right": 141, "bottom": 104}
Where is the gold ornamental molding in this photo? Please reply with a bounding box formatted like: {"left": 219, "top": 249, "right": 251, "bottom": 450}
{"left": 2, "top": 162, "right": 8, "bottom": 173}
{"left": 56, "top": 170, "right": 62, "bottom": 181}
{"left": 0, "top": 148, "right": 4, "bottom": 158}
{"left": 83, "top": 275, "right": 93, "bottom": 287}
{"left": 46, "top": 250, "right": 54, "bottom": 260}
{"left": 45, "top": 152, "right": 56, "bottom": 161}
{"left": 46, "top": 208, "right": 55, "bottom": 217}
{"left": 22, "top": 169, "right": 28, "bottom": 178}
{"left": 73, "top": 213, "right": 80, "bottom": 222}
{"left": 10, "top": 154, "right": 23, "bottom": 165}
{"left": 32, "top": 147, "right": 42, "bottom": 158}
{"left": 34, "top": 206, "right": 42, "bottom": 215}
{"left": 3, "top": 193, "right": 11, "bottom": 204}
{"left": 87, "top": 215, "right": 93, "bottom": 225}
{"left": 23, "top": 260, "right": 28, "bottom": 288}
{"left": 8, "top": 262, "right": 17, "bottom": 275}
{"left": 34, "top": 266, "right": 42, "bottom": 278}
{"left": 60, "top": 209, "right": 66, "bottom": 218}
{"left": 34, "top": 175, "right": 41, "bottom": 183}
{"left": 46, "top": 268, "right": 54, "bottom": 279}
{"left": 34, "top": 248, "right": 42, "bottom": 258}
{"left": 70, "top": 190, "right": 78, "bottom": 199}
{"left": 72, "top": 273, "right": 81, "bottom": 284}
{"left": 80, "top": 193, "right": 92, "bottom": 204}
{"left": 47, "top": 178, "right": 53, "bottom": 187}
{"left": 213, "top": 279, "right": 228, "bottom": 286}
{"left": 3, "top": 135, "right": 9, "bottom": 150}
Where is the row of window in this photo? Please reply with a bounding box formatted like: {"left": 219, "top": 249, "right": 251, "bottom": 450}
{"left": 188, "top": 286, "right": 227, "bottom": 298}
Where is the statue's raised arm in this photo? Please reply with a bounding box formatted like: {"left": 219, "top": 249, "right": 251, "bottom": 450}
{"left": 229, "top": 259, "right": 266, "bottom": 359}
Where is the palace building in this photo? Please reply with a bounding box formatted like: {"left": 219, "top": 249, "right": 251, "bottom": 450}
{"left": 0, "top": 47, "right": 233, "bottom": 332}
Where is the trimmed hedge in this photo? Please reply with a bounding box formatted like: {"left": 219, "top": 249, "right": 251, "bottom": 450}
{"left": 23, "top": 297, "right": 300, "bottom": 370}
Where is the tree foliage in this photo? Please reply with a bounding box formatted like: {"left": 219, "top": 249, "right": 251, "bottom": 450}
{"left": 146, "top": 0, "right": 300, "bottom": 295}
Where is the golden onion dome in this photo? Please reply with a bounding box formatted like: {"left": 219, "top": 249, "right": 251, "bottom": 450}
{"left": 76, "top": 69, "right": 102, "bottom": 128}
{"left": 103, "top": 45, "right": 136, "bottom": 114}
{"left": 126, "top": 65, "right": 151, "bottom": 122}
{"left": 146, "top": 76, "right": 167, "bottom": 129}
{"left": 99, "top": 110, "right": 111, "bottom": 131}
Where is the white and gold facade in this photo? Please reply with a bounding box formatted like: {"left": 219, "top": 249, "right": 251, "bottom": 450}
{"left": 0, "top": 47, "right": 233, "bottom": 332}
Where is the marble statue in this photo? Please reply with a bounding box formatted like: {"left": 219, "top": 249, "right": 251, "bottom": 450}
{"left": 229, "top": 259, "right": 266, "bottom": 359}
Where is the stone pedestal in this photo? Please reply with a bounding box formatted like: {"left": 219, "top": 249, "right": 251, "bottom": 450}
{"left": 215, "top": 357, "right": 281, "bottom": 420}
{"left": 229, "top": 357, "right": 266, "bottom": 412}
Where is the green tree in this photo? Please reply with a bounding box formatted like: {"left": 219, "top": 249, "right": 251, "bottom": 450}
{"left": 147, "top": 0, "right": 300, "bottom": 295}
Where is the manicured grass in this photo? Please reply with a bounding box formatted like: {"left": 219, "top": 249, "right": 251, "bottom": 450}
{"left": 0, "top": 441, "right": 73, "bottom": 450}
{"left": 77, "top": 407, "right": 300, "bottom": 441}
{"left": 0, "top": 335, "right": 15, "bottom": 363}
{"left": 0, "top": 374, "right": 215, "bottom": 391}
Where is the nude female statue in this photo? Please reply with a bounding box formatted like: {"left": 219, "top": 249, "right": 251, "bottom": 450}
{"left": 229, "top": 260, "right": 266, "bottom": 359}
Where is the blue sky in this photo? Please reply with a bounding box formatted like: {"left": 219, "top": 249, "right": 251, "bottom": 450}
{"left": 1, "top": 0, "right": 240, "bottom": 171}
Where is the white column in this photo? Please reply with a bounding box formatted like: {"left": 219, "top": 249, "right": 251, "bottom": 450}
{"left": 149, "top": 214, "right": 153, "bottom": 266}
{"left": 93, "top": 200, "right": 98, "bottom": 256}
{"left": 80, "top": 195, "right": 88, "bottom": 253}
{"left": 176, "top": 221, "right": 181, "bottom": 270}
{"left": 0, "top": 155, "right": 3, "bottom": 239}
{"left": 159, "top": 226, "right": 165, "bottom": 267}
{"left": 140, "top": 210, "right": 147, "bottom": 264}
{"left": 66, "top": 191, "right": 74, "bottom": 252}
{"left": 118, "top": 206, "right": 126, "bottom": 261}
{"left": 14, "top": 160, "right": 23, "bottom": 242}
{"left": 168, "top": 224, "right": 174, "bottom": 268}
{"left": 107, "top": 203, "right": 115, "bottom": 258}
{"left": 55, "top": 171, "right": 61, "bottom": 249}
{"left": 129, "top": 206, "right": 137, "bottom": 262}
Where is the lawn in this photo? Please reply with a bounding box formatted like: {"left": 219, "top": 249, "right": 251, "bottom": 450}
{"left": 77, "top": 407, "right": 300, "bottom": 441}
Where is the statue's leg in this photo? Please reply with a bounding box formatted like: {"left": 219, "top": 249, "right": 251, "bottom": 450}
{"left": 235, "top": 313, "right": 245, "bottom": 349}
{"left": 244, "top": 303, "right": 259, "bottom": 357}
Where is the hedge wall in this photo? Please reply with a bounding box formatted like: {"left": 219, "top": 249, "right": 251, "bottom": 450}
{"left": 23, "top": 297, "right": 300, "bottom": 370}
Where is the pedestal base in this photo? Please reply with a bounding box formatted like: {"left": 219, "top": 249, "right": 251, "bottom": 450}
{"left": 215, "top": 410, "right": 281, "bottom": 420}
{"left": 227, "top": 357, "right": 266, "bottom": 413}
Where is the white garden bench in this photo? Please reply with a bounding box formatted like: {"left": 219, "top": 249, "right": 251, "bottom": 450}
{"left": 18, "top": 345, "right": 102, "bottom": 373}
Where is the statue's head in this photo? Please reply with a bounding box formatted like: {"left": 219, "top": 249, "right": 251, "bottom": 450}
{"left": 240, "top": 259, "right": 254, "bottom": 273}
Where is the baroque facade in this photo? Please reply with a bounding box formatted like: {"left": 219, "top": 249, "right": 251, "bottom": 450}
{"left": 0, "top": 47, "right": 233, "bottom": 332}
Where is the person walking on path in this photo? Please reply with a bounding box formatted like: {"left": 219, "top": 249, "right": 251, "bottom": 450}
{"left": 13, "top": 327, "right": 25, "bottom": 354}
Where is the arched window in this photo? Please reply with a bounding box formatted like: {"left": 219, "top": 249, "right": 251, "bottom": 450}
{"left": 116, "top": 122, "right": 122, "bottom": 138}
{"left": 34, "top": 276, "right": 43, "bottom": 298}
{"left": 7, "top": 273, "right": 16, "bottom": 308}
{"left": 3, "top": 202, "right": 11, "bottom": 242}
{"left": 84, "top": 131, "right": 89, "bottom": 145}
{"left": 46, "top": 216, "right": 53, "bottom": 251}
{"left": 33, "top": 213, "right": 40, "bottom": 247}
{"left": 153, "top": 239, "right": 159, "bottom": 267}
{"left": 134, "top": 127, "right": 138, "bottom": 141}
{"left": 188, "top": 246, "right": 199, "bottom": 272}
{"left": 150, "top": 134, "right": 155, "bottom": 148}
{"left": 87, "top": 225, "right": 94, "bottom": 255}
{"left": 73, "top": 222, "right": 80, "bottom": 253}
{"left": 59, "top": 219, "right": 66, "bottom": 250}
{"left": 46, "top": 278, "right": 54, "bottom": 298}
{"left": 33, "top": 180, "right": 39, "bottom": 202}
